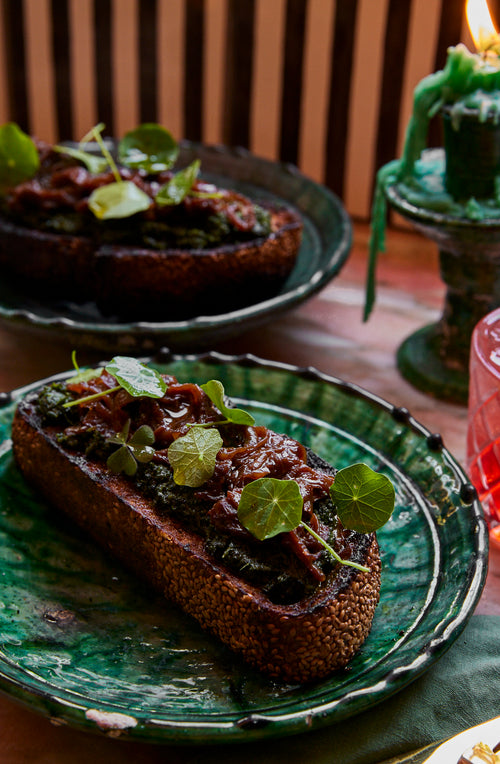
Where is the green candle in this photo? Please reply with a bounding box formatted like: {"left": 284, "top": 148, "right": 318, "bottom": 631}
{"left": 400, "top": 44, "right": 500, "bottom": 180}
{"left": 364, "top": 43, "right": 500, "bottom": 321}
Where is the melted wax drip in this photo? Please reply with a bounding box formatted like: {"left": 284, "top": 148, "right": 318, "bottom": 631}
{"left": 365, "top": 44, "right": 500, "bottom": 320}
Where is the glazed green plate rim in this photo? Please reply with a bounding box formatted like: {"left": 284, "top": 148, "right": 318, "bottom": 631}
{"left": 0, "top": 351, "right": 488, "bottom": 744}
{"left": 0, "top": 143, "right": 352, "bottom": 352}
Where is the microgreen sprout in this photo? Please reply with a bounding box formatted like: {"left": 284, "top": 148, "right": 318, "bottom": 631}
{"left": 56, "top": 122, "right": 151, "bottom": 220}
{"left": 301, "top": 520, "right": 368, "bottom": 570}
{"left": 237, "top": 478, "right": 370, "bottom": 573}
{"left": 54, "top": 122, "right": 109, "bottom": 174}
{"left": 166, "top": 379, "right": 254, "bottom": 486}
{"left": 106, "top": 420, "right": 156, "bottom": 476}
{"left": 83, "top": 124, "right": 152, "bottom": 219}
{"left": 198, "top": 380, "right": 255, "bottom": 426}
{"left": 190, "top": 189, "right": 224, "bottom": 201}
{"left": 64, "top": 356, "right": 166, "bottom": 408}
{"left": 81, "top": 123, "right": 120, "bottom": 182}
{"left": 65, "top": 350, "right": 102, "bottom": 385}
{"left": 156, "top": 160, "right": 201, "bottom": 206}
{"left": 63, "top": 384, "right": 122, "bottom": 408}
{"left": 53, "top": 144, "right": 108, "bottom": 174}
{"left": 237, "top": 465, "right": 395, "bottom": 573}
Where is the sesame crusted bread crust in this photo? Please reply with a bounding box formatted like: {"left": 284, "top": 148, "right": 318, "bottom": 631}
{"left": 12, "top": 395, "right": 381, "bottom": 684}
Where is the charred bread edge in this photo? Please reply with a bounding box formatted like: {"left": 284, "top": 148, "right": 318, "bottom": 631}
{"left": 0, "top": 204, "right": 302, "bottom": 311}
{"left": 12, "top": 383, "right": 381, "bottom": 684}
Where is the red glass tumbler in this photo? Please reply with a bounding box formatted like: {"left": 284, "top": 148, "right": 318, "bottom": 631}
{"left": 467, "top": 306, "right": 500, "bottom": 547}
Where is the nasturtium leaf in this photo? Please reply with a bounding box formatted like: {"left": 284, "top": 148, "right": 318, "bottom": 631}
{"left": 330, "top": 463, "right": 395, "bottom": 533}
{"left": 88, "top": 180, "right": 151, "bottom": 220}
{"left": 53, "top": 145, "right": 109, "bottom": 174}
{"left": 168, "top": 427, "right": 223, "bottom": 487}
{"left": 0, "top": 122, "right": 40, "bottom": 190}
{"left": 107, "top": 445, "right": 138, "bottom": 476}
{"left": 118, "top": 123, "right": 179, "bottom": 173}
{"left": 105, "top": 356, "right": 167, "bottom": 399}
{"left": 155, "top": 160, "right": 201, "bottom": 206}
{"left": 201, "top": 379, "right": 255, "bottom": 426}
{"left": 238, "top": 478, "right": 303, "bottom": 541}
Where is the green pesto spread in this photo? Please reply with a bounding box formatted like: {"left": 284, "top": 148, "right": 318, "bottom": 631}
{"left": 37, "top": 382, "right": 341, "bottom": 605}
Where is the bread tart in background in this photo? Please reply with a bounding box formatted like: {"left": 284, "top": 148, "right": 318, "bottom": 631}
{"left": 0, "top": 123, "right": 302, "bottom": 321}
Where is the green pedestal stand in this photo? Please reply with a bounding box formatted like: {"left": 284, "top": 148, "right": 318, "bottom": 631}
{"left": 386, "top": 181, "right": 500, "bottom": 406}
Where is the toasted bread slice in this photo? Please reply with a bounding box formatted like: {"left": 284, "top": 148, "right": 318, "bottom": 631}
{"left": 0, "top": 202, "right": 302, "bottom": 320}
{"left": 12, "top": 390, "right": 381, "bottom": 684}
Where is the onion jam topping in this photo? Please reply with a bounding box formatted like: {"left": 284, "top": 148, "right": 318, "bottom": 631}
{"left": 40, "top": 372, "right": 359, "bottom": 591}
{"left": 4, "top": 140, "right": 271, "bottom": 246}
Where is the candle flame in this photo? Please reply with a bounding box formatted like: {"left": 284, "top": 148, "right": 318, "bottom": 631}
{"left": 466, "top": 0, "right": 500, "bottom": 52}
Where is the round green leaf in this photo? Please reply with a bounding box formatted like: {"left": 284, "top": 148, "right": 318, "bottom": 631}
{"left": 238, "top": 478, "right": 303, "bottom": 541}
{"left": 129, "top": 425, "right": 155, "bottom": 447}
{"left": 330, "top": 463, "right": 395, "bottom": 533}
{"left": 0, "top": 122, "right": 40, "bottom": 190}
{"left": 107, "top": 445, "right": 138, "bottom": 476}
{"left": 88, "top": 180, "right": 151, "bottom": 220}
{"left": 129, "top": 425, "right": 156, "bottom": 463}
{"left": 131, "top": 444, "right": 156, "bottom": 464}
{"left": 105, "top": 357, "right": 167, "bottom": 399}
{"left": 168, "top": 428, "right": 223, "bottom": 488}
{"left": 155, "top": 160, "right": 201, "bottom": 206}
{"left": 118, "top": 123, "right": 179, "bottom": 173}
{"left": 106, "top": 420, "right": 131, "bottom": 447}
{"left": 201, "top": 379, "right": 255, "bottom": 426}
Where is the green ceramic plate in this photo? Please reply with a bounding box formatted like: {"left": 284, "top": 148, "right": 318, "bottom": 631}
{"left": 0, "top": 143, "right": 351, "bottom": 353}
{"left": 0, "top": 352, "right": 487, "bottom": 745}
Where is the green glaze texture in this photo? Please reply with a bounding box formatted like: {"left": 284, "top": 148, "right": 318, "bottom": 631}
{"left": 0, "top": 352, "right": 487, "bottom": 744}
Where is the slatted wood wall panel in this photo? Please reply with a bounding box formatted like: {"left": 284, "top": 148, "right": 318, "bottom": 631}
{"left": 0, "top": 0, "right": 474, "bottom": 220}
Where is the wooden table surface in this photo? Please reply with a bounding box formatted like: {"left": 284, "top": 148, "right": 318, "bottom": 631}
{"left": 0, "top": 222, "right": 498, "bottom": 762}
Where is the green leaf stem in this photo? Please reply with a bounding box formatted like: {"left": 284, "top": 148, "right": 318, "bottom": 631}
{"left": 104, "top": 356, "right": 167, "bottom": 398}
{"left": 65, "top": 350, "right": 102, "bottom": 385}
{"left": 53, "top": 145, "right": 109, "bottom": 174}
{"left": 64, "top": 356, "right": 167, "bottom": 408}
{"left": 238, "top": 465, "right": 395, "bottom": 572}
